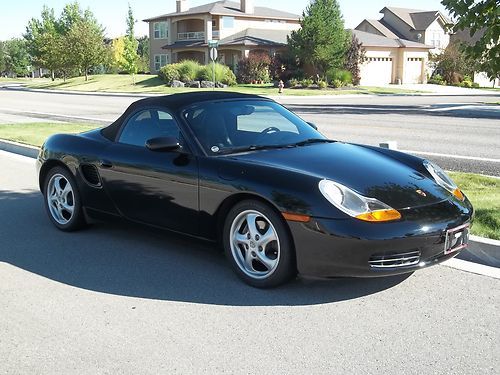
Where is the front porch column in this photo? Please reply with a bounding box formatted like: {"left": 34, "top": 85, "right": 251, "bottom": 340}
{"left": 205, "top": 15, "right": 213, "bottom": 43}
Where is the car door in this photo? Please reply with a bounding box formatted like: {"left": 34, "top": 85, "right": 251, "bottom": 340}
{"left": 98, "top": 108, "right": 199, "bottom": 235}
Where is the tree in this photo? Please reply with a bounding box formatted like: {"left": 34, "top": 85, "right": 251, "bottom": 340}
{"left": 344, "top": 33, "right": 366, "bottom": 85}
{"left": 66, "top": 19, "right": 106, "bottom": 81}
{"left": 288, "top": 0, "right": 349, "bottom": 76}
{"left": 431, "top": 41, "right": 474, "bottom": 84}
{"left": 442, "top": 0, "right": 499, "bottom": 83}
{"left": 0, "top": 41, "right": 6, "bottom": 73}
{"left": 3, "top": 39, "right": 30, "bottom": 76}
{"left": 122, "top": 4, "right": 140, "bottom": 83}
{"left": 24, "top": 6, "right": 60, "bottom": 79}
{"left": 137, "top": 36, "right": 150, "bottom": 73}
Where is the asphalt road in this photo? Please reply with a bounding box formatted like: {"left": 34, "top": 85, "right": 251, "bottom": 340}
{"left": 1, "top": 150, "right": 499, "bottom": 374}
{"left": 0, "top": 87, "right": 499, "bottom": 175}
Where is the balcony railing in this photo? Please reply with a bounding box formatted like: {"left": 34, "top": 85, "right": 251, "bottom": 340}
{"left": 177, "top": 31, "right": 205, "bottom": 41}
{"left": 212, "top": 30, "right": 220, "bottom": 39}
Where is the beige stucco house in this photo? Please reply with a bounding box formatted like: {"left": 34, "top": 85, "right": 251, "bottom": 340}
{"left": 353, "top": 30, "right": 432, "bottom": 85}
{"left": 143, "top": 0, "right": 300, "bottom": 73}
{"left": 355, "top": 7, "right": 451, "bottom": 85}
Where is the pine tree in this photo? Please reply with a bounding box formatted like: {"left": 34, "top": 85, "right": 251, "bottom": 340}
{"left": 288, "top": 0, "right": 349, "bottom": 76}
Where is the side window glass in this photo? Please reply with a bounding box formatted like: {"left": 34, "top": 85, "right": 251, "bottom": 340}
{"left": 118, "top": 109, "right": 181, "bottom": 147}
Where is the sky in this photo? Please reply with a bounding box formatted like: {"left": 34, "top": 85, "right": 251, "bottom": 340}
{"left": 0, "top": 0, "right": 449, "bottom": 40}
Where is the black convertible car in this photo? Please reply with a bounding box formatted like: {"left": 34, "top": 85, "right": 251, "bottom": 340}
{"left": 37, "top": 92, "right": 473, "bottom": 287}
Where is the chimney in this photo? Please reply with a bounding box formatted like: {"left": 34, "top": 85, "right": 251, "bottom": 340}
{"left": 241, "top": 0, "right": 254, "bottom": 14}
{"left": 176, "top": 0, "right": 189, "bottom": 13}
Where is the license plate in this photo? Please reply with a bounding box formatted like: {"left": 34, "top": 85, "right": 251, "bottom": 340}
{"left": 444, "top": 223, "right": 470, "bottom": 255}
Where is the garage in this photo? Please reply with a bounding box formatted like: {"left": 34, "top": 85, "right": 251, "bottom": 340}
{"left": 404, "top": 57, "right": 424, "bottom": 83}
{"left": 360, "top": 57, "right": 393, "bottom": 85}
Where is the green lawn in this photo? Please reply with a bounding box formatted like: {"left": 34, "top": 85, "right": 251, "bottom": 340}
{"left": 0, "top": 122, "right": 99, "bottom": 147}
{"left": 8, "top": 74, "right": 427, "bottom": 96}
{"left": 450, "top": 172, "right": 500, "bottom": 240}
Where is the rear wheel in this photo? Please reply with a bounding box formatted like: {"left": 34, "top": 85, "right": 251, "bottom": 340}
{"left": 223, "top": 200, "right": 296, "bottom": 288}
{"left": 43, "top": 166, "right": 86, "bottom": 231}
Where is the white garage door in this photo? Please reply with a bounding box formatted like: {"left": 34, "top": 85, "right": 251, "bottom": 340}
{"left": 404, "top": 57, "right": 424, "bottom": 83}
{"left": 360, "top": 57, "right": 393, "bottom": 85}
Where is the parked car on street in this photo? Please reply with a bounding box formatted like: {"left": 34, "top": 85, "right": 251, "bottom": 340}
{"left": 37, "top": 92, "right": 473, "bottom": 287}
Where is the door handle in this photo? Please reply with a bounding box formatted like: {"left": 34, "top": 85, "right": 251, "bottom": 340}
{"left": 99, "top": 160, "right": 113, "bottom": 168}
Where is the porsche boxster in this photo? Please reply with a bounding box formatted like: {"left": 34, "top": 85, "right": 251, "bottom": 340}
{"left": 37, "top": 92, "right": 473, "bottom": 287}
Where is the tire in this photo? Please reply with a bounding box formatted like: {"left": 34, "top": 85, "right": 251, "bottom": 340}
{"left": 43, "top": 166, "right": 86, "bottom": 231}
{"left": 223, "top": 200, "right": 296, "bottom": 288}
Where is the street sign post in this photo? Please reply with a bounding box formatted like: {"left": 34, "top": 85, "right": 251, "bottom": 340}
{"left": 208, "top": 41, "right": 219, "bottom": 90}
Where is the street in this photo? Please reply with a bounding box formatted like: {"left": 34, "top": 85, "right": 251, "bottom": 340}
{"left": 0, "top": 150, "right": 499, "bottom": 374}
{"left": 1, "top": 87, "right": 499, "bottom": 175}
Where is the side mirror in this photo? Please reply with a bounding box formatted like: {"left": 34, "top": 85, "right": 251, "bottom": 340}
{"left": 307, "top": 122, "right": 318, "bottom": 130}
{"left": 146, "top": 137, "right": 181, "bottom": 152}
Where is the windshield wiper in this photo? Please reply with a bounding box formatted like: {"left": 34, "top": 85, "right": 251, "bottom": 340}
{"left": 217, "top": 144, "right": 288, "bottom": 155}
{"left": 291, "top": 138, "right": 336, "bottom": 147}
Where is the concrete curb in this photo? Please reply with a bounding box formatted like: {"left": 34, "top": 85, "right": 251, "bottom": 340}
{"left": 1, "top": 139, "right": 498, "bottom": 273}
{"left": 0, "top": 139, "right": 39, "bottom": 158}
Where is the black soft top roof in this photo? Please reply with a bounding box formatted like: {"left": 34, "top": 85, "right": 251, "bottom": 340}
{"left": 101, "top": 91, "right": 265, "bottom": 141}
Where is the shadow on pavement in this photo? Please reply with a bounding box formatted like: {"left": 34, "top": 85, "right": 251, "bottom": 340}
{"left": 0, "top": 189, "right": 411, "bottom": 306}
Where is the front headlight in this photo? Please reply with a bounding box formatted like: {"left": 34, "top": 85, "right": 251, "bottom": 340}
{"left": 423, "top": 160, "right": 464, "bottom": 201}
{"left": 318, "top": 180, "right": 401, "bottom": 222}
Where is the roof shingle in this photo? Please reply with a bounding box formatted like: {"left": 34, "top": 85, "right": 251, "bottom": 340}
{"left": 144, "top": 1, "right": 300, "bottom": 22}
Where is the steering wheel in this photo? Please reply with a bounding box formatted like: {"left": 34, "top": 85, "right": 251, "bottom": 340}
{"left": 260, "top": 126, "right": 281, "bottom": 135}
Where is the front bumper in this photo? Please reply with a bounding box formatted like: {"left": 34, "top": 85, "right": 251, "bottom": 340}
{"left": 289, "top": 199, "right": 473, "bottom": 278}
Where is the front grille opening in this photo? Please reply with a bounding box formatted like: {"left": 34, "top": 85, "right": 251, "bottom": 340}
{"left": 369, "top": 250, "right": 421, "bottom": 268}
{"left": 80, "top": 164, "right": 101, "bottom": 186}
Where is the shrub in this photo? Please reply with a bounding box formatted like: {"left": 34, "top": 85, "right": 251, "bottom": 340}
{"left": 177, "top": 60, "right": 202, "bottom": 82}
{"left": 159, "top": 64, "right": 180, "bottom": 84}
{"left": 300, "top": 78, "right": 314, "bottom": 87}
{"left": 331, "top": 79, "right": 343, "bottom": 88}
{"left": 288, "top": 78, "right": 299, "bottom": 88}
{"left": 318, "top": 80, "right": 328, "bottom": 89}
{"left": 326, "top": 68, "right": 352, "bottom": 85}
{"left": 428, "top": 73, "right": 446, "bottom": 85}
{"left": 198, "top": 63, "right": 237, "bottom": 86}
{"left": 472, "top": 82, "right": 480, "bottom": 88}
{"left": 237, "top": 52, "right": 272, "bottom": 83}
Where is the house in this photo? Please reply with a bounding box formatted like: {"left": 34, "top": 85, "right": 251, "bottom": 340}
{"left": 143, "top": 0, "right": 300, "bottom": 73}
{"left": 355, "top": 7, "right": 452, "bottom": 85}
{"left": 353, "top": 30, "right": 432, "bottom": 85}
{"left": 356, "top": 7, "right": 451, "bottom": 52}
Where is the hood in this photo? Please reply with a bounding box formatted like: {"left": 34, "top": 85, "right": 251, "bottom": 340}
{"left": 229, "top": 142, "right": 451, "bottom": 210}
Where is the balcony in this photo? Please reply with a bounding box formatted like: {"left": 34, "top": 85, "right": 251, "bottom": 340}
{"left": 212, "top": 30, "right": 220, "bottom": 39}
{"left": 177, "top": 31, "right": 205, "bottom": 41}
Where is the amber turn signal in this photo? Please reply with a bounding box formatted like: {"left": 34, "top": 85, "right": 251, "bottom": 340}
{"left": 355, "top": 209, "right": 402, "bottom": 222}
{"left": 453, "top": 189, "right": 465, "bottom": 201}
{"left": 282, "top": 212, "right": 311, "bottom": 223}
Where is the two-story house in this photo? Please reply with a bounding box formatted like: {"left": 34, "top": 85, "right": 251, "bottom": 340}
{"left": 354, "top": 7, "right": 451, "bottom": 85}
{"left": 144, "top": 0, "right": 300, "bottom": 73}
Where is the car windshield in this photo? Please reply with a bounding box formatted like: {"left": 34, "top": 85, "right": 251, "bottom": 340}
{"left": 183, "top": 100, "right": 326, "bottom": 155}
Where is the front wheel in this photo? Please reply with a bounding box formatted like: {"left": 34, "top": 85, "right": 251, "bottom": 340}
{"left": 43, "top": 166, "right": 86, "bottom": 231}
{"left": 223, "top": 200, "right": 296, "bottom": 288}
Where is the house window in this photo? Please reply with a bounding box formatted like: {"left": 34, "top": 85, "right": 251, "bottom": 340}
{"left": 212, "top": 19, "right": 216, "bottom": 27}
{"left": 154, "top": 22, "right": 168, "bottom": 39}
{"left": 431, "top": 32, "right": 441, "bottom": 48}
{"left": 154, "top": 54, "right": 169, "bottom": 71}
{"left": 222, "top": 16, "right": 234, "bottom": 28}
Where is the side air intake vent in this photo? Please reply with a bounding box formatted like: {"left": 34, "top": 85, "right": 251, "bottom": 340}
{"left": 81, "top": 164, "right": 101, "bottom": 187}
{"left": 369, "top": 250, "right": 420, "bottom": 268}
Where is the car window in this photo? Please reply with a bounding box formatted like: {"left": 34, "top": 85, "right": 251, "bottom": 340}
{"left": 236, "top": 105, "right": 299, "bottom": 134}
{"left": 183, "top": 100, "right": 322, "bottom": 154}
{"left": 118, "top": 109, "right": 181, "bottom": 147}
